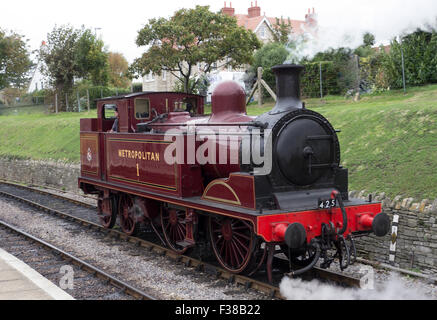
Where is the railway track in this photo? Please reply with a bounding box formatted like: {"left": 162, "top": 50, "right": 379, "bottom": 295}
{"left": 0, "top": 219, "right": 156, "bottom": 300}
{"left": 0, "top": 180, "right": 363, "bottom": 299}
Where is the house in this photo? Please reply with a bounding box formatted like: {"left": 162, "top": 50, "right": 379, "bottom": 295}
{"left": 225, "top": 1, "right": 317, "bottom": 43}
{"left": 142, "top": 2, "right": 318, "bottom": 95}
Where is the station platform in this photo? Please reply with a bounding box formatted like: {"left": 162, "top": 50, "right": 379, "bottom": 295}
{"left": 0, "top": 248, "right": 74, "bottom": 300}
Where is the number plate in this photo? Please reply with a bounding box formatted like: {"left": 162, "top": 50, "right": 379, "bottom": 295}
{"left": 318, "top": 199, "right": 337, "bottom": 209}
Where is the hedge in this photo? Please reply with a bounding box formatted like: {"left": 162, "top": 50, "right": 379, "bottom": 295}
{"left": 301, "top": 61, "right": 341, "bottom": 98}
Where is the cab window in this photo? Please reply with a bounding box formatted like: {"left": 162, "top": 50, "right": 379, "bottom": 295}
{"left": 135, "top": 98, "right": 150, "bottom": 119}
{"left": 103, "top": 104, "right": 117, "bottom": 119}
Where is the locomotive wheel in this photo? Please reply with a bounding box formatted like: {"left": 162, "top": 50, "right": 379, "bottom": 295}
{"left": 118, "top": 194, "right": 140, "bottom": 236}
{"left": 208, "top": 216, "right": 257, "bottom": 274}
{"left": 161, "top": 207, "right": 190, "bottom": 254}
{"left": 98, "top": 196, "right": 117, "bottom": 229}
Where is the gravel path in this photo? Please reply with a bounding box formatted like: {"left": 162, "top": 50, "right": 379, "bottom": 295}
{"left": 0, "top": 197, "right": 268, "bottom": 300}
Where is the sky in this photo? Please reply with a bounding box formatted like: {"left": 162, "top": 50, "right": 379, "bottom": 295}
{"left": 3, "top": 0, "right": 437, "bottom": 64}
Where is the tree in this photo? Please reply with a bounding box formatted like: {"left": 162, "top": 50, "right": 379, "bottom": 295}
{"left": 272, "top": 18, "right": 292, "bottom": 44}
{"left": 363, "top": 32, "right": 375, "bottom": 47}
{"left": 251, "top": 42, "right": 289, "bottom": 95}
{"left": 311, "top": 47, "right": 353, "bottom": 63}
{"left": 131, "top": 5, "right": 261, "bottom": 94}
{"left": 355, "top": 32, "right": 376, "bottom": 57}
{"left": 108, "top": 52, "right": 131, "bottom": 88}
{"left": 75, "top": 29, "right": 109, "bottom": 86}
{"left": 40, "top": 25, "right": 109, "bottom": 110}
{"left": 0, "top": 28, "right": 33, "bottom": 89}
{"left": 39, "top": 25, "right": 78, "bottom": 109}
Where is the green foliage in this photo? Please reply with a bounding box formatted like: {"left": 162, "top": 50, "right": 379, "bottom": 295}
{"left": 172, "top": 74, "right": 209, "bottom": 95}
{"left": 40, "top": 25, "right": 78, "bottom": 95}
{"left": 108, "top": 52, "right": 131, "bottom": 88}
{"left": 251, "top": 42, "right": 289, "bottom": 94}
{"left": 75, "top": 29, "right": 109, "bottom": 86}
{"left": 40, "top": 25, "right": 110, "bottom": 110}
{"left": 304, "top": 47, "right": 360, "bottom": 95}
{"left": 272, "top": 18, "right": 292, "bottom": 44}
{"left": 173, "top": 77, "right": 198, "bottom": 93}
{"left": 359, "top": 52, "right": 390, "bottom": 92}
{"left": 74, "top": 81, "right": 131, "bottom": 108}
{"left": 131, "top": 83, "right": 143, "bottom": 93}
{"left": 0, "top": 112, "right": 88, "bottom": 162}
{"left": 363, "top": 32, "right": 376, "bottom": 47}
{"left": 310, "top": 47, "right": 353, "bottom": 63}
{"left": 301, "top": 62, "right": 341, "bottom": 97}
{"left": 0, "top": 28, "right": 33, "bottom": 89}
{"left": 382, "top": 29, "right": 437, "bottom": 89}
{"left": 131, "top": 5, "right": 260, "bottom": 94}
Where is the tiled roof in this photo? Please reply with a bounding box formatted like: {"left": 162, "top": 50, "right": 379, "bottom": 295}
{"left": 266, "top": 17, "right": 306, "bottom": 35}
{"left": 234, "top": 14, "right": 307, "bottom": 35}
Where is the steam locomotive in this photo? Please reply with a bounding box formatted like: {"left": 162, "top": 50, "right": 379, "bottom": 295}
{"left": 78, "top": 64, "right": 390, "bottom": 282}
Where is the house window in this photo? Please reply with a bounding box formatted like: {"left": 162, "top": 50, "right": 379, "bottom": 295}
{"left": 162, "top": 70, "right": 166, "bottom": 81}
{"left": 259, "top": 25, "right": 266, "bottom": 39}
{"left": 145, "top": 71, "right": 154, "bottom": 82}
{"left": 134, "top": 98, "right": 150, "bottom": 119}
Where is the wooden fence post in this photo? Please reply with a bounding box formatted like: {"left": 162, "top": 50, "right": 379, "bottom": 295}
{"left": 257, "top": 67, "right": 263, "bottom": 106}
{"left": 77, "top": 91, "right": 81, "bottom": 112}
{"left": 87, "top": 89, "right": 90, "bottom": 112}
{"left": 246, "top": 68, "right": 277, "bottom": 106}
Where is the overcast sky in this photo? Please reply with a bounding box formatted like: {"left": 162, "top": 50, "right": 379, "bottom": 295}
{"left": 3, "top": 0, "right": 437, "bottom": 63}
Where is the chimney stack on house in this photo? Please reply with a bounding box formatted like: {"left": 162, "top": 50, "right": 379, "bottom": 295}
{"left": 248, "top": 1, "right": 261, "bottom": 18}
{"left": 305, "top": 7, "right": 317, "bottom": 28}
{"left": 222, "top": 2, "right": 235, "bottom": 16}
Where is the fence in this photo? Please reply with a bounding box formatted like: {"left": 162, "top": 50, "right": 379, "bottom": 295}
{"left": 251, "top": 51, "right": 415, "bottom": 102}
{"left": 0, "top": 86, "right": 133, "bottom": 114}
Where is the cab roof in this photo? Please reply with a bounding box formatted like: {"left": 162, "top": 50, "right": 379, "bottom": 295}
{"left": 96, "top": 91, "right": 205, "bottom": 102}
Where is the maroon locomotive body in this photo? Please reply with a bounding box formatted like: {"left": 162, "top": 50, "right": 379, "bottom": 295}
{"left": 79, "top": 65, "right": 390, "bottom": 281}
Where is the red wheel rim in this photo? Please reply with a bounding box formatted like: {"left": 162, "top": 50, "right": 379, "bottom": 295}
{"left": 98, "top": 199, "right": 116, "bottom": 229}
{"left": 161, "top": 207, "right": 188, "bottom": 254}
{"left": 119, "top": 195, "right": 138, "bottom": 235}
{"left": 209, "top": 217, "right": 255, "bottom": 273}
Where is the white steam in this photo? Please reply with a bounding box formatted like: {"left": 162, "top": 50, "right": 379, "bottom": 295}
{"left": 279, "top": 273, "right": 433, "bottom": 300}
{"left": 284, "top": 0, "right": 437, "bottom": 63}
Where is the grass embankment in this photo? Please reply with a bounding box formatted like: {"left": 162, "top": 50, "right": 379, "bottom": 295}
{"left": 0, "top": 85, "right": 436, "bottom": 199}
{"left": 0, "top": 110, "right": 91, "bottom": 163}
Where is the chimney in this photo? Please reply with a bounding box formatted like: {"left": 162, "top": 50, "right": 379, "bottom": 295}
{"left": 248, "top": 1, "right": 261, "bottom": 18}
{"left": 222, "top": 1, "right": 235, "bottom": 16}
{"left": 305, "top": 7, "right": 317, "bottom": 27}
{"left": 270, "top": 64, "right": 305, "bottom": 113}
